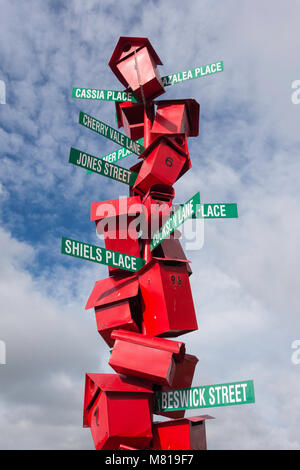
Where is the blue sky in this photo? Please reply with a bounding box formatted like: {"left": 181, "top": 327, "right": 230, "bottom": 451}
{"left": 0, "top": 0, "right": 300, "bottom": 449}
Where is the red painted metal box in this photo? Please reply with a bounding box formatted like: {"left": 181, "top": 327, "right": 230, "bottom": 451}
{"left": 91, "top": 196, "right": 142, "bottom": 276}
{"left": 152, "top": 99, "right": 200, "bottom": 137}
{"left": 138, "top": 257, "right": 198, "bottom": 337}
{"left": 151, "top": 416, "right": 212, "bottom": 450}
{"left": 109, "top": 37, "right": 165, "bottom": 101}
{"left": 142, "top": 185, "right": 174, "bottom": 238}
{"left": 85, "top": 275, "right": 141, "bottom": 347}
{"left": 83, "top": 373, "right": 153, "bottom": 450}
{"left": 133, "top": 135, "right": 189, "bottom": 195}
{"left": 115, "top": 101, "right": 145, "bottom": 140}
{"left": 109, "top": 329, "right": 185, "bottom": 386}
{"left": 155, "top": 354, "right": 198, "bottom": 418}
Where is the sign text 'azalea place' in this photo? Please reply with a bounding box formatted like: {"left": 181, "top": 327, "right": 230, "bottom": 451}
{"left": 61, "top": 237, "right": 145, "bottom": 273}
{"left": 69, "top": 147, "right": 138, "bottom": 186}
{"left": 79, "top": 111, "right": 145, "bottom": 156}
{"left": 154, "top": 380, "right": 255, "bottom": 413}
{"left": 150, "top": 192, "right": 201, "bottom": 250}
{"left": 162, "top": 60, "right": 224, "bottom": 87}
{"left": 72, "top": 87, "right": 138, "bottom": 102}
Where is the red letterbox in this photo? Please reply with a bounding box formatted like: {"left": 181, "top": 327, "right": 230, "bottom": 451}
{"left": 151, "top": 99, "right": 200, "bottom": 137}
{"left": 83, "top": 373, "right": 153, "bottom": 450}
{"left": 138, "top": 257, "right": 198, "bottom": 337}
{"left": 151, "top": 416, "right": 213, "bottom": 450}
{"left": 109, "top": 329, "right": 185, "bottom": 386}
{"left": 91, "top": 196, "right": 143, "bottom": 276}
{"left": 142, "top": 185, "right": 174, "bottom": 237}
{"left": 115, "top": 101, "right": 145, "bottom": 140}
{"left": 133, "top": 135, "right": 189, "bottom": 195}
{"left": 155, "top": 354, "right": 198, "bottom": 419}
{"left": 108, "top": 37, "right": 165, "bottom": 101}
{"left": 85, "top": 275, "right": 141, "bottom": 347}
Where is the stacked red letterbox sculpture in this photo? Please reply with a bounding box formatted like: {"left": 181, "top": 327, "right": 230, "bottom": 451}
{"left": 83, "top": 36, "right": 210, "bottom": 450}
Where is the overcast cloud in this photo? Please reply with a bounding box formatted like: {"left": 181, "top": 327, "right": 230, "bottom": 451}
{"left": 0, "top": 0, "right": 299, "bottom": 449}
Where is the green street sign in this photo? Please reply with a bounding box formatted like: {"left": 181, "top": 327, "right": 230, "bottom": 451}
{"left": 150, "top": 192, "right": 201, "bottom": 251}
{"left": 86, "top": 137, "right": 144, "bottom": 174}
{"left": 196, "top": 203, "right": 238, "bottom": 218}
{"left": 173, "top": 203, "right": 238, "bottom": 219}
{"left": 154, "top": 380, "right": 255, "bottom": 413}
{"left": 72, "top": 87, "right": 138, "bottom": 103}
{"left": 61, "top": 237, "right": 145, "bottom": 273}
{"left": 161, "top": 60, "right": 224, "bottom": 87}
{"left": 79, "top": 111, "right": 145, "bottom": 156}
{"left": 69, "top": 147, "right": 138, "bottom": 186}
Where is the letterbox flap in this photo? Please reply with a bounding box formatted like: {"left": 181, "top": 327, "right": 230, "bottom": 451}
{"left": 91, "top": 196, "right": 142, "bottom": 221}
{"left": 111, "top": 329, "right": 185, "bottom": 359}
{"left": 109, "top": 37, "right": 163, "bottom": 87}
{"left": 86, "top": 373, "right": 153, "bottom": 394}
{"left": 153, "top": 99, "right": 200, "bottom": 136}
{"left": 138, "top": 134, "right": 188, "bottom": 160}
{"left": 85, "top": 275, "right": 139, "bottom": 310}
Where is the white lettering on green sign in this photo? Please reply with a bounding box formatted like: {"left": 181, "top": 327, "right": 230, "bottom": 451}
{"left": 79, "top": 111, "right": 145, "bottom": 156}
{"left": 150, "top": 192, "right": 201, "bottom": 250}
{"left": 154, "top": 380, "right": 255, "bottom": 412}
{"left": 86, "top": 138, "right": 144, "bottom": 174}
{"left": 72, "top": 87, "right": 137, "bottom": 102}
{"left": 161, "top": 61, "right": 224, "bottom": 87}
{"left": 196, "top": 203, "right": 238, "bottom": 218}
{"left": 69, "top": 147, "right": 137, "bottom": 186}
{"left": 61, "top": 237, "right": 145, "bottom": 273}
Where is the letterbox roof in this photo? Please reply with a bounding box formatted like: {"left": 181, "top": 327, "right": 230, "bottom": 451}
{"left": 109, "top": 37, "right": 163, "bottom": 87}
{"left": 86, "top": 373, "right": 153, "bottom": 394}
{"left": 111, "top": 329, "right": 185, "bottom": 358}
{"left": 154, "top": 99, "right": 200, "bottom": 136}
{"left": 85, "top": 275, "right": 139, "bottom": 310}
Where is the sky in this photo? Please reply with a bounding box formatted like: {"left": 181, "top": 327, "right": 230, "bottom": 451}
{"left": 0, "top": 0, "right": 299, "bottom": 450}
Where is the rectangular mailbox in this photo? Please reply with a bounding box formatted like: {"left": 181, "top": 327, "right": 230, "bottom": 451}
{"left": 115, "top": 101, "right": 145, "bottom": 140}
{"left": 133, "top": 135, "right": 189, "bottom": 195}
{"left": 109, "top": 37, "right": 165, "bottom": 101}
{"left": 83, "top": 373, "right": 153, "bottom": 450}
{"left": 151, "top": 99, "right": 200, "bottom": 137}
{"left": 154, "top": 354, "right": 198, "bottom": 419}
{"left": 85, "top": 275, "right": 141, "bottom": 347}
{"left": 109, "top": 329, "right": 185, "bottom": 386}
{"left": 150, "top": 416, "right": 213, "bottom": 450}
{"left": 138, "top": 257, "right": 198, "bottom": 337}
{"left": 142, "top": 185, "right": 174, "bottom": 238}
